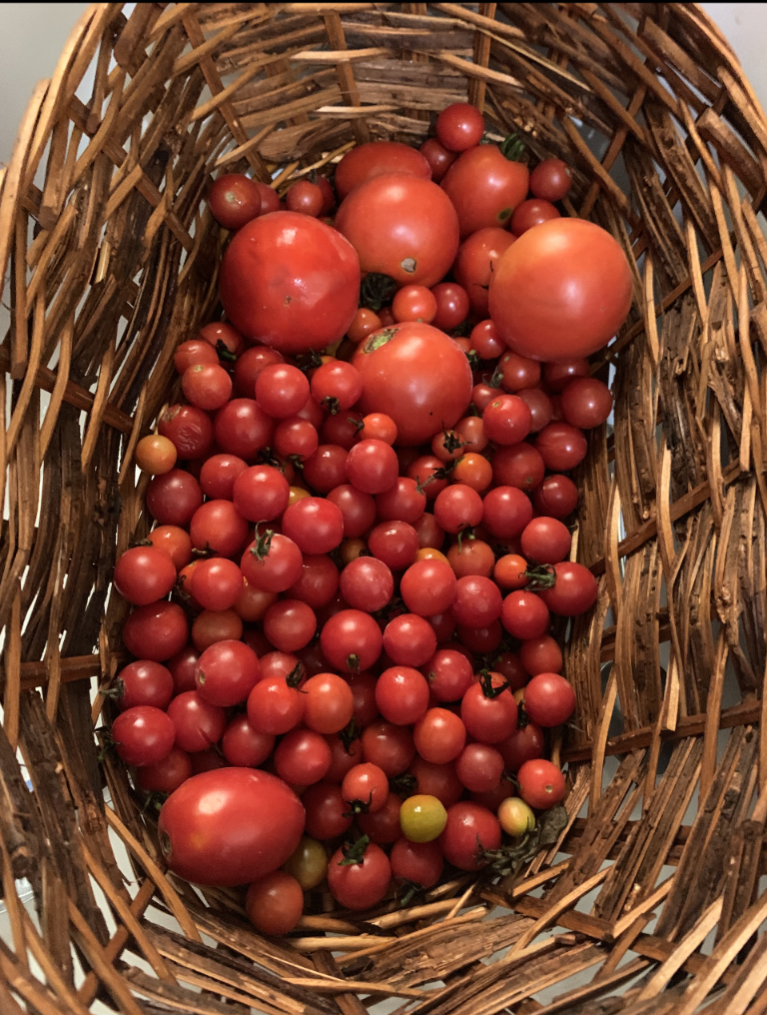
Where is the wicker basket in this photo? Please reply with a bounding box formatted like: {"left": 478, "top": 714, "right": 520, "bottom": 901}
{"left": 1, "top": 2, "right": 766, "bottom": 1011}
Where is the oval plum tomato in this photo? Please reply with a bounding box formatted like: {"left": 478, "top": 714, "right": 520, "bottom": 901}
{"left": 340, "top": 557, "right": 394, "bottom": 613}
{"left": 208, "top": 173, "right": 261, "bottom": 229}
{"left": 360, "top": 721, "right": 415, "bottom": 776}
{"left": 376, "top": 666, "right": 429, "bottom": 726}
{"left": 303, "top": 673, "right": 355, "bottom": 734}
{"left": 413, "top": 708, "right": 466, "bottom": 764}
{"left": 135, "top": 434, "right": 177, "bottom": 475}
{"left": 442, "top": 144, "right": 529, "bottom": 237}
{"left": 195, "top": 640, "right": 260, "bottom": 707}
{"left": 517, "top": 759, "right": 567, "bottom": 810}
{"left": 275, "top": 728, "right": 331, "bottom": 785}
{"left": 241, "top": 531, "right": 303, "bottom": 593}
{"left": 282, "top": 836, "right": 328, "bottom": 890}
{"left": 345, "top": 439, "right": 398, "bottom": 495}
{"left": 190, "top": 557, "right": 243, "bottom": 612}
{"left": 492, "top": 443, "right": 545, "bottom": 491}
{"left": 456, "top": 743, "right": 505, "bottom": 793}
{"left": 159, "top": 768, "right": 305, "bottom": 886}
{"left": 214, "top": 399, "right": 274, "bottom": 459}
{"left": 489, "top": 219, "right": 633, "bottom": 361}
{"left": 190, "top": 500, "right": 249, "bottom": 558}
{"left": 560, "top": 377, "right": 613, "bottom": 429}
{"left": 535, "top": 422, "right": 588, "bottom": 471}
{"left": 320, "top": 609, "right": 383, "bottom": 674}
{"left": 335, "top": 141, "right": 431, "bottom": 201}
{"left": 136, "top": 747, "right": 193, "bottom": 794}
{"left": 419, "top": 137, "right": 457, "bottom": 183}
{"left": 498, "top": 723, "right": 545, "bottom": 773}
{"left": 115, "top": 661, "right": 174, "bottom": 712}
{"left": 482, "top": 394, "right": 532, "bottom": 446}
{"left": 147, "top": 468, "right": 203, "bottom": 527}
{"left": 538, "top": 561, "right": 598, "bottom": 616}
{"left": 400, "top": 558, "right": 456, "bottom": 617}
{"left": 221, "top": 715, "right": 275, "bottom": 767}
{"left": 158, "top": 404, "right": 214, "bottom": 460}
{"left": 454, "top": 229, "right": 516, "bottom": 316}
{"left": 358, "top": 791, "right": 403, "bottom": 844}
{"left": 461, "top": 676, "right": 518, "bottom": 743}
{"left": 327, "top": 838, "right": 391, "bottom": 910}
{"left": 247, "top": 675, "right": 305, "bottom": 735}
{"left": 233, "top": 345, "right": 285, "bottom": 397}
{"left": 336, "top": 174, "right": 459, "bottom": 288}
{"left": 246, "top": 871, "right": 304, "bottom": 935}
{"left": 424, "top": 648, "right": 473, "bottom": 703}
{"left": 431, "top": 282, "right": 470, "bottom": 332}
{"left": 286, "top": 180, "right": 323, "bottom": 217}
{"left": 523, "top": 672, "right": 576, "bottom": 727}
{"left": 342, "top": 763, "right": 388, "bottom": 813}
{"left": 511, "top": 198, "right": 560, "bottom": 235}
{"left": 383, "top": 615, "right": 437, "bottom": 668}
{"left": 114, "top": 546, "right": 176, "bottom": 606}
{"left": 521, "top": 517, "right": 572, "bottom": 564}
{"left": 482, "top": 486, "right": 534, "bottom": 540}
{"left": 220, "top": 212, "right": 359, "bottom": 354}
{"left": 122, "top": 602, "right": 188, "bottom": 662}
{"left": 303, "top": 782, "right": 353, "bottom": 840}
{"left": 392, "top": 284, "right": 437, "bottom": 324}
{"left": 112, "top": 706, "right": 175, "bottom": 767}
{"left": 543, "top": 358, "right": 590, "bottom": 392}
{"left": 282, "top": 497, "right": 344, "bottom": 554}
{"left": 353, "top": 322, "right": 472, "bottom": 446}
{"left": 391, "top": 837, "right": 443, "bottom": 887}
{"left": 439, "top": 802, "right": 501, "bottom": 871}
{"left": 530, "top": 158, "right": 572, "bottom": 202}
{"left": 167, "top": 691, "right": 226, "bottom": 752}
{"left": 501, "top": 590, "right": 550, "bottom": 639}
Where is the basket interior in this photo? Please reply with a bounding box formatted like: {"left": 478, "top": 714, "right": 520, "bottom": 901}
{"left": 2, "top": 3, "right": 767, "bottom": 1013}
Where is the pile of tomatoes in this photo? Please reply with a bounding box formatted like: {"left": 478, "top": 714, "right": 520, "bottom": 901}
{"left": 108, "top": 103, "right": 630, "bottom": 935}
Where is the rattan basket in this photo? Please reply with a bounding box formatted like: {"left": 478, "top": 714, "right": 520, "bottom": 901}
{"left": 1, "top": 3, "right": 766, "bottom": 1012}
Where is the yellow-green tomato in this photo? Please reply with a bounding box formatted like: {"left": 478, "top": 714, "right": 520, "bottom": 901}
{"left": 281, "top": 835, "right": 328, "bottom": 890}
{"left": 400, "top": 794, "right": 448, "bottom": 842}
{"left": 498, "top": 797, "right": 536, "bottom": 837}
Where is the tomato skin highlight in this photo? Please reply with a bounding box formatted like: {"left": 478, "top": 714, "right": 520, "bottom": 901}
{"left": 159, "top": 768, "right": 305, "bottom": 887}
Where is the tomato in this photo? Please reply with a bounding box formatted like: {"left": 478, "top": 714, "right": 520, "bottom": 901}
{"left": 221, "top": 715, "right": 275, "bottom": 767}
{"left": 409, "top": 756, "right": 464, "bottom": 808}
{"left": 451, "top": 575, "right": 502, "bottom": 629}
{"left": 560, "top": 377, "right": 613, "bottom": 429}
{"left": 456, "top": 743, "right": 504, "bottom": 793}
{"left": 167, "top": 691, "right": 226, "bottom": 752}
{"left": 158, "top": 404, "right": 214, "bottom": 460}
{"left": 282, "top": 497, "right": 344, "bottom": 554}
{"left": 336, "top": 174, "right": 459, "bottom": 287}
{"left": 327, "top": 838, "right": 391, "bottom": 910}
{"left": 535, "top": 422, "right": 588, "bottom": 472}
{"left": 247, "top": 675, "right": 305, "bottom": 735}
{"left": 342, "top": 763, "right": 389, "bottom": 813}
{"left": 498, "top": 797, "right": 536, "bottom": 837}
{"left": 511, "top": 198, "right": 560, "bottom": 235}
{"left": 246, "top": 870, "right": 304, "bottom": 935}
{"left": 112, "top": 706, "right": 175, "bottom": 767}
{"left": 113, "top": 546, "right": 176, "bottom": 607}
{"left": 241, "top": 531, "right": 303, "bottom": 593}
{"left": 518, "top": 388, "right": 554, "bottom": 433}
{"left": 501, "top": 590, "right": 550, "bottom": 639}
{"left": 274, "top": 728, "right": 332, "bottom": 785}
{"left": 376, "top": 666, "right": 429, "bottom": 726}
{"left": 304, "top": 445, "right": 349, "bottom": 492}
{"left": 255, "top": 364, "right": 310, "bottom": 420}
{"left": 254, "top": 182, "right": 280, "bottom": 215}
{"left": 454, "top": 229, "right": 516, "bottom": 316}
{"left": 457, "top": 620, "right": 502, "bottom": 655}
{"left": 482, "top": 486, "right": 533, "bottom": 540}
{"left": 383, "top": 615, "right": 437, "bottom": 668}
{"left": 114, "top": 661, "right": 173, "bottom": 712}
{"left": 303, "top": 673, "right": 354, "bottom": 734}
{"left": 400, "top": 559, "right": 456, "bottom": 617}
{"left": 413, "top": 708, "right": 466, "bottom": 764}
{"left": 311, "top": 361, "right": 363, "bottom": 414}
{"left": 438, "top": 802, "right": 501, "bottom": 871}
{"left": 191, "top": 609, "right": 243, "bottom": 652}
{"left": 533, "top": 475, "right": 579, "bottom": 518}
{"left": 264, "top": 599, "right": 317, "bottom": 653}
{"left": 472, "top": 380, "right": 503, "bottom": 412}
{"left": 190, "top": 558, "right": 243, "bottom": 612}
{"left": 442, "top": 145, "right": 529, "bottom": 237}
{"left": 340, "top": 556, "right": 394, "bottom": 613}
{"left": 147, "top": 525, "right": 193, "bottom": 572}
{"left": 190, "top": 500, "right": 249, "bottom": 558}
{"left": 399, "top": 794, "right": 447, "bottom": 843}
{"left": 482, "top": 394, "right": 532, "bottom": 446}
{"left": 233, "top": 345, "right": 285, "bottom": 397}
{"left": 471, "top": 779, "right": 515, "bottom": 812}
{"left": 423, "top": 648, "right": 473, "bottom": 703}
{"left": 446, "top": 538, "right": 493, "bottom": 580}
{"left": 345, "top": 439, "right": 398, "bottom": 495}
{"left": 324, "top": 485, "right": 375, "bottom": 540}
{"left": 376, "top": 477, "right": 426, "bottom": 524}
{"left": 489, "top": 219, "right": 633, "bottom": 361}
{"left": 520, "top": 635, "right": 563, "bottom": 676}
{"left": 497, "top": 724, "right": 544, "bottom": 774}
{"left": 543, "top": 358, "right": 590, "bottom": 392}
{"left": 413, "top": 511, "right": 445, "bottom": 551}
{"left": 493, "top": 651, "right": 528, "bottom": 692}
{"left": 360, "top": 721, "right": 415, "bottom": 776}
{"left": 286, "top": 179, "right": 323, "bottom": 216}
{"left": 136, "top": 747, "right": 192, "bottom": 794}
{"left": 159, "top": 768, "right": 305, "bottom": 886}
{"left": 392, "top": 285, "right": 437, "bottom": 324}
{"left": 167, "top": 646, "right": 199, "bottom": 694}
{"left": 538, "top": 561, "right": 598, "bottom": 616}
{"left": 287, "top": 554, "right": 339, "bottom": 610}
{"left": 436, "top": 103, "right": 484, "bottom": 151}
{"left": 321, "top": 610, "right": 383, "bottom": 674}
{"left": 195, "top": 640, "right": 260, "bottom": 707}
{"left": 470, "top": 319, "right": 505, "bottom": 360}
{"left": 220, "top": 212, "right": 359, "bottom": 354}
{"left": 303, "top": 782, "right": 353, "bottom": 840}
{"left": 461, "top": 676, "right": 518, "bottom": 743}
{"left": 419, "top": 137, "right": 457, "bottom": 183}
{"left": 368, "top": 520, "right": 419, "bottom": 570}
{"left": 530, "top": 158, "right": 572, "bottom": 202}
{"left": 335, "top": 141, "right": 431, "bottom": 200}
{"left": 123, "top": 602, "right": 188, "bottom": 662}
{"left": 347, "top": 671, "right": 379, "bottom": 728}
{"left": 209, "top": 173, "right": 261, "bottom": 229}
{"left": 434, "top": 484, "right": 483, "bottom": 535}
{"left": 199, "top": 321, "right": 244, "bottom": 357}
{"left": 135, "top": 434, "right": 177, "bottom": 475}
{"left": 360, "top": 412, "right": 398, "bottom": 445}
{"left": 358, "top": 791, "right": 403, "bottom": 845}
{"left": 174, "top": 339, "right": 220, "bottom": 374}
{"left": 493, "top": 554, "right": 528, "bottom": 591}
{"left": 146, "top": 469, "right": 203, "bottom": 527}
{"left": 492, "top": 443, "right": 545, "bottom": 491}
{"left": 348, "top": 307, "right": 383, "bottom": 344}
{"left": 282, "top": 835, "right": 328, "bottom": 890}
{"left": 521, "top": 517, "right": 572, "bottom": 565}
{"left": 352, "top": 323, "right": 472, "bottom": 446}
{"left": 524, "top": 672, "right": 576, "bottom": 727}
{"left": 517, "top": 759, "right": 566, "bottom": 810}
{"left": 431, "top": 282, "right": 470, "bottom": 332}
{"left": 182, "top": 363, "right": 232, "bottom": 411}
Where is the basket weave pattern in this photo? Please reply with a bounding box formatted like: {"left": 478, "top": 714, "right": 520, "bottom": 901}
{"left": 1, "top": 3, "right": 767, "bottom": 1012}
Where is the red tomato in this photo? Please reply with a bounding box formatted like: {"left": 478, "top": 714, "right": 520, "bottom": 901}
{"left": 390, "top": 837, "right": 444, "bottom": 887}
{"left": 519, "top": 388, "right": 554, "bottom": 433}
{"left": 436, "top": 103, "right": 485, "bottom": 152}
{"left": 376, "top": 666, "right": 430, "bottom": 726}
{"left": 419, "top": 137, "right": 457, "bottom": 183}
{"left": 282, "top": 497, "right": 344, "bottom": 554}
{"left": 375, "top": 477, "right": 426, "bottom": 524}
{"left": 533, "top": 474, "right": 579, "bottom": 518}
{"left": 190, "top": 557, "right": 243, "bottom": 612}
{"left": 361, "top": 721, "right": 415, "bottom": 776}
{"left": 199, "top": 321, "right": 244, "bottom": 357}
{"left": 358, "top": 791, "right": 403, "bottom": 845}
{"left": 274, "top": 728, "right": 332, "bottom": 785}
{"left": 517, "top": 759, "right": 566, "bottom": 810}
{"left": 147, "top": 526, "right": 193, "bottom": 572}
{"left": 246, "top": 871, "right": 304, "bottom": 935}
{"left": 288, "top": 554, "right": 339, "bottom": 610}
{"left": 535, "top": 422, "right": 588, "bottom": 472}
{"left": 413, "top": 708, "right": 466, "bottom": 764}
{"left": 520, "top": 517, "right": 572, "bottom": 565}
{"left": 112, "top": 706, "right": 175, "bottom": 767}
{"left": 461, "top": 676, "right": 518, "bottom": 743}
{"left": 241, "top": 531, "right": 303, "bottom": 594}
{"left": 560, "top": 377, "right": 614, "bottom": 429}
{"left": 320, "top": 609, "right": 383, "bottom": 674}
{"left": 520, "top": 635, "right": 563, "bottom": 676}
{"left": 114, "top": 546, "right": 176, "bottom": 607}
{"left": 492, "top": 443, "right": 545, "bottom": 491}
{"left": 489, "top": 219, "right": 633, "bottom": 361}
{"left": 233, "top": 346, "right": 285, "bottom": 397}
{"left": 158, "top": 404, "right": 214, "bottom": 461}
{"left": 530, "top": 158, "right": 572, "bottom": 202}
{"left": 220, "top": 212, "right": 359, "bottom": 354}
{"left": 221, "top": 716, "right": 275, "bottom": 767}
{"left": 345, "top": 439, "right": 399, "bottom": 495}
{"left": 174, "top": 339, "right": 220, "bottom": 374}
{"left": 303, "top": 673, "right": 355, "bottom": 734}
{"left": 247, "top": 676, "right": 305, "bottom": 735}
{"left": 286, "top": 180, "right": 323, "bottom": 217}
{"left": 195, "top": 640, "right": 260, "bottom": 707}
{"left": 392, "top": 284, "right": 437, "bottom": 324}
{"left": 214, "top": 399, "right": 274, "bottom": 460}
{"left": 190, "top": 500, "right": 249, "bottom": 558}
{"left": 342, "top": 763, "right": 389, "bottom": 813}
{"left": 482, "top": 394, "right": 532, "bottom": 446}
{"left": 438, "top": 802, "right": 501, "bottom": 870}
{"left": 336, "top": 174, "right": 459, "bottom": 288}
{"left": 255, "top": 364, "right": 310, "bottom": 419}
{"left": 136, "top": 747, "right": 192, "bottom": 794}
{"left": 482, "top": 486, "right": 533, "bottom": 540}
{"left": 543, "top": 358, "right": 590, "bottom": 392}
{"left": 538, "top": 561, "right": 598, "bottom": 616}
{"left": 431, "top": 282, "right": 470, "bottom": 332}
{"left": 442, "top": 145, "right": 529, "bottom": 237}
{"left": 501, "top": 590, "right": 550, "bottom": 640}
{"left": 182, "top": 363, "right": 232, "bottom": 411}
{"left": 409, "top": 756, "right": 464, "bottom": 807}
{"left": 122, "top": 602, "right": 188, "bottom": 662}
{"left": 115, "top": 661, "right": 174, "bottom": 712}
{"left": 303, "top": 782, "right": 353, "bottom": 840}
{"left": 456, "top": 743, "right": 504, "bottom": 793}
{"left": 208, "top": 174, "right": 261, "bottom": 230}
{"left": 159, "top": 769, "right": 305, "bottom": 886}
{"left": 327, "top": 839, "right": 391, "bottom": 909}
{"left": 423, "top": 648, "right": 473, "bottom": 703}
{"left": 498, "top": 723, "right": 545, "bottom": 773}
{"left": 167, "top": 691, "right": 226, "bottom": 752}
{"left": 340, "top": 556, "right": 394, "bottom": 613}
{"left": 368, "top": 520, "right": 419, "bottom": 570}
{"left": 524, "top": 672, "right": 577, "bottom": 727}
{"left": 511, "top": 198, "right": 560, "bottom": 235}
{"left": 454, "top": 228, "right": 516, "bottom": 316}
{"left": 335, "top": 141, "right": 431, "bottom": 200}
{"left": 383, "top": 615, "right": 437, "bottom": 668}
{"left": 400, "top": 559, "right": 456, "bottom": 617}
{"left": 264, "top": 599, "right": 317, "bottom": 653}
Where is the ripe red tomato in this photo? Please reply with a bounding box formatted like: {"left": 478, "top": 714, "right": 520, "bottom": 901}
{"left": 523, "top": 672, "right": 577, "bottom": 727}
{"left": 400, "top": 559, "right": 456, "bottom": 616}
{"left": 442, "top": 145, "right": 529, "bottom": 237}
{"left": 482, "top": 486, "right": 533, "bottom": 540}
{"left": 409, "top": 756, "right": 464, "bottom": 807}
{"left": 115, "top": 661, "right": 174, "bottom": 712}
{"left": 360, "top": 721, "right": 415, "bottom": 776}
{"left": 146, "top": 469, "right": 203, "bottom": 527}
{"left": 436, "top": 103, "right": 485, "bottom": 152}
{"left": 489, "top": 219, "right": 633, "bottom": 361}
{"left": 492, "top": 443, "right": 545, "bottom": 491}
{"left": 431, "top": 282, "right": 470, "bottom": 331}
{"left": 560, "top": 377, "right": 614, "bottom": 429}
{"left": 190, "top": 557, "right": 243, "bottom": 612}
{"left": 498, "top": 723, "right": 545, "bottom": 773}
{"left": 288, "top": 554, "right": 339, "bottom": 610}
{"left": 136, "top": 747, "right": 192, "bottom": 794}
{"left": 482, "top": 394, "right": 532, "bottom": 446}
{"left": 286, "top": 180, "right": 323, "bottom": 217}
{"left": 511, "top": 198, "right": 560, "bottom": 236}
{"left": 535, "top": 422, "right": 588, "bottom": 472}
{"left": 282, "top": 497, "right": 345, "bottom": 554}
{"left": 375, "top": 477, "right": 426, "bottom": 524}
{"left": 274, "top": 728, "right": 332, "bottom": 785}
{"left": 543, "top": 358, "right": 590, "bottom": 392}
{"left": 220, "top": 212, "right": 360, "bottom": 354}
{"left": 390, "top": 837, "right": 444, "bottom": 888}
{"left": 303, "top": 782, "right": 353, "bottom": 840}
{"left": 208, "top": 173, "right": 261, "bottom": 230}
{"left": 501, "top": 590, "right": 550, "bottom": 639}
{"left": 264, "top": 599, "right": 317, "bottom": 653}
{"left": 158, "top": 404, "right": 214, "bottom": 460}
{"left": 456, "top": 743, "right": 504, "bottom": 793}
{"left": 383, "top": 614, "right": 437, "bottom": 668}
{"left": 454, "top": 228, "right": 516, "bottom": 316}
{"left": 327, "top": 838, "right": 391, "bottom": 909}
{"left": 538, "top": 561, "right": 598, "bottom": 616}
{"left": 419, "top": 137, "right": 457, "bottom": 183}
{"left": 517, "top": 759, "right": 566, "bottom": 809}
{"left": 221, "top": 715, "right": 275, "bottom": 767}
{"left": 213, "top": 399, "right": 274, "bottom": 460}
{"left": 112, "top": 706, "right": 175, "bottom": 767}
{"left": 451, "top": 576, "right": 503, "bottom": 629}
{"left": 320, "top": 609, "right": 383, "bottom": 674}
{"left": 246, "top": 871, "right": 304, "bottom": 935}
{"left": 334, "top": 141, "right": 432, "bottom": 200}
{"left": 159, "top": 769, "right": 305, "bottom": 886}
{"left": 182, "top": 363, "right": 232, "bottom": 411}
{"left": 122, "top": 602, "right": 188, "bottom": 662}
{"left": 368, "top": 520, "right": 419, "bottom": 570}
{"left": 438, "top": 801, "right": 501, "bottom": 870}
{"left": 342, "top": 762, "right": 389, "bottom": 813}
{"left": 392, "top": 284, "right": 437, "bottom": 324}
{"left": 413, "top": 708, "right": 466, "bottom": 764}
{"left": 303, "top": 673, "right": 355, "bottom": 734}
{"left": 520, "top": 635, "right": 563, "bottom": 676}
{"left": 461, "top": 676, "right": 518, "bottom": 743}
{"left": 530, "top": 158, "right": 573, "bottom": 202}
{"left": 423, "top": 648, "right": 473, "bottom": 703}
{"left": 518, "top": 388, "right": 554, "bottom": 432}
{"left": 190, "top": 500, "right": 249, "bottom": 558}
{"left": 520, "top": 517, "right": 572, "bottom": 564}
{"left": 114, "top": 546, "right": 176, "bottom": 607}
{"left": 345, "top": 438, "right": 399, "bottom": 495}
{"left": 241, "top": 531, "right": 303, "bottom": 593}
{"left": 336, "top": 174, "right": 459, "bottom": 288}
{"left": 358, "top": 791, "right": 403, "bottom": 845}
{"left": 247, "top": 675, "right": 305, "bottom": 735}
{"left": 339, "top": 556, "right": 394, "bottom": 613}
{"left": 167, "top": 691, "right": 226, "bottom": 752}
{"left": 375, "top": 666, "right": 430, "bottom": 726}
{"left": 195, "top": 639, "right": 260, "bottom": 707}
{"left": 148, "top": 525, "right": 193, "bottom": 571}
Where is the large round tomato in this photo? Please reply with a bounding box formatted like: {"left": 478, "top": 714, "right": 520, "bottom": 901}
{"left": 219, "top": 212, "right": 360, "bottom": 354}
{"left": 488, "top": 219, "right": 633, "bottom": 361}
{"left": 158, "top": 768, "right": 304, "bottom": 886}
{"left": 352, "top": 323, "right": 472, "bottom": 445}
{"left": 335, "top": 174, "right": 459, "bottom": 287}
{"left": 441, "top": 145, "right": 529, "bottom": 237}
{"left": 334, "top": 141, "right": 432, "bottom": 200}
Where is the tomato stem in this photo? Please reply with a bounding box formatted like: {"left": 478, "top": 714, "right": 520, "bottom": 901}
{"left": 339, "top": 717, "right": 360, "bottom": 752}
{"left": 359, "top": 273, "right": 398, "bottom": 311}
{"left": 338, "top": 833, "right": 370, "bottom": 865}
{"left": 216, "top": 340, "right": 237, "bottom": 362}
{"left": 251, "top": 526, "right": 274, "bottom": 561}
{"left": 523, "top": 564, "right": 556, "bottom": 590}
{"left": 500, "top": 133, "right": 526, "bottom": 162}
{"left": 478, "top": 667, "right": 510, "bottom": 699}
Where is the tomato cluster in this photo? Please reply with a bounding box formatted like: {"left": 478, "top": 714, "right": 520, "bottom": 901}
{"left": 113, "top": 103, "right": 627, "bottom": 935}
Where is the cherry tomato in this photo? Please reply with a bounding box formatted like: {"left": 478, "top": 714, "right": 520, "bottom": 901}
{"left": 469, "top": 318, "right": 506, "bottom": 358}
{"left": 167, "top": 646, "right": 200, "bottom": 694}
{"left": 182, "top": 363, "right": 232, "bottom": 411}
{"left": 247, "top": 675, "right": 305, "bottom": 735}
{"left": 221, "top": 715, "right": 275, "bottom": 767}
{"left": 246, "top": 871, "right": 304, "bottom": 935}
{"left": 535, "top": 422, "right": 588, "bottom": 472}
{"left": 282, "top": 497, "right": 344, "bottom": 554}
{"left": 275, "top": 728, "right": 332, "bottom": 785}
{"left": 436, "top": 103, "right": 484, "bottom": 151}
{"left": 282, "top": 835, "right": 328, "bottom": 890}
{"left": 286, "top": 179, "right": 323, "bottom": 216}
{"left": 560, "top": 377, "right": 613, "bottom": 429}
{"left": 122, "top": 602, "right": 188, "bottom": 662}
{"left": 517, "top": 759, "right": 567, "bottom": 810}
{"left": 345, "top": 438, "right": 398, "bottom": 495}
{"left": 347, "top": 671, "right": 380, "bottom": 728}
{"left": 347, "top": 307, "right": 383, "bottom": 344}
{"left": 511, "top": 198, "right": 560, "bottom": 235}
{"left": 327, "top": 838, "right": 391, "bottom": 910}
{"left": 264, "top": 599, "right": 317, "bottom": 653}
{"left": 519, "top": 388, "right": 554, "bottom": 432}
{"left": 521, "top": 517, "right": 572, "bottom": 564}
{"left": 112, "top": 706, "right": 175, "bottom": 767}
{"left": 383, "top": 615, "right": 437, "bottom": 668}
{"left": 461, "top": 676, "right": 518, "bottom": 743}
{"left": 191, "top": 609, "right": 244, "bottom": 652}
{"left": 233, "top": 345, "right": 285, "bottom": 397}
{"left": 431, "top": 282, "right": 470, "bottom": 332}
{"left": 114, "top": 661, "right": 173, "bottom": 712}
{"left": 342, "top": 763, "right": 389, "bottom": 813}
{"left": 321, "top": 610, "right": 383, "bottom": 674}
{"left": 400, "top": 794, "right": 448, "bottom": 843}
{"left": 498, "top": 797, "right": 536, "bottom": 836}
{"left": 520, "top": 635, "right": 563, "bottom": 676}
{"left": 543, "top": 358, "right": 590, "bottom": 392}
{"left": 434, "top": 484, "right": 483, "bottom": 534}
{"left": 174, "top": 339, "right": 220, "bottom": 374}
{"left": 327, "top": 484, "right": 377, "bottom": 538}
{"left": 271, "top": 416, "right": 322, "bottom": 465}
{"left": 446, "top": 538, "right": 494, "bottom": 579}
{"left": 199, "top": 321, "right": 244, "bottom": 357}
{"left": 538, "top": 561, "right": 598, "bottom": 616}
{"left": 167, "top": 691, "right": 226, "bottom": 752}
{"left": 158, "top": 404, "right": 214, "bottom": 460}
{"left": 114, "top": 546, "right": 177, "bottom": 607}
{"left": 209, "top": 173, "right": 262, "bottom": 229}
{"left": 159, "top": 768, "right": 304, "bottom": 886}
{"left": 360, "top": 721, "right": 415, "bottom": 776}
{"left": 502, "top": 590, "right": 550, "bottom": 639}
{"left": 533, "top": 474, "right": 579, "bottom": 518}
{"left": 195, "top": 639, "right": 260, "bottom": 707}
{"left": 146, "top": 468, "right": 203, "bottom": 527}
{"left": 492, "top": 443, "right": 546, "bottom": 491}
{"left": 456, "top": 743, "right": 504, "bottom": 793}
{"left": 213, "top": 399, "right": 274, "bottom": 459}
{"left": 438, "top": 802, "right": 501, "bottom": 871}
{"left": 451, "top": 575, "right": 503, "bottom": 629}
{"left": 368, "top": 520, "right": 419, "bottom": 570}
{"left": 136, "top": 747, "right": 193, "bottom": 794}
{"left": 530, "top": 158, "right": 572, "bottom": 202}
{"left": 340, "top": 556, "right": 394, "bottom": 613}
{"left": 442, "top": 145, "right": 529, "bottom": 237}
{"left": 400, "top": 558, "right": 456, "bottom": 617}
{"left": 423, "top": 648, "right": 473, "bottom": 703}
{"left": 524, "top": 672, "right": 576, "bottom": 727}
{"left": 497, "top": 723, "right": 545, "bottom": 773}
{"left": 409, "top": 756, "right": 464, "bottom": 807}
{"left": 376, "top": 666, "right": 430, "bottom": 726}
{"left": 493, "top": 554, "right": 529, "bottom": 590}
{"left": 392, "top": 285, "right": 437, "bottom": 324}
{"left": 288, "top": 554, "right": 339, "bottom": 610}
{"left": 303, "top": 782, "right": 353, "bottom": 840}
{"left": 303, "top": 673, "right": 355, "bottom": 734}
{"left": 190, "top": 500, "right": 249, "bottom": 558}
{"left": 359, "top": 412, "right": 398, "bottom": 445}
{"left": 241, "top": 531, "right": 303, "bottom": 594}
{"left": 358, "top": 791, "right": 403, "bottom": 845}
{"left": 190, "top": 558, "right": 243, "bottom": 612}
{"left": 482, "top": 486, "right": 533, "bottom": 540}
{"left": 419, "top": 137, "right": 457, "bottom": 182}
{"left": 413, "top": 708, "right": 466, "bottom": 764}
{"left": 334, "top": 141, "right": 431, "bottom": 200}
{"left": 135, "top": 434, "right": 177, "bottom": 475}
{"left": 482, "top": 394, "right": 532, "bottom": 446}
